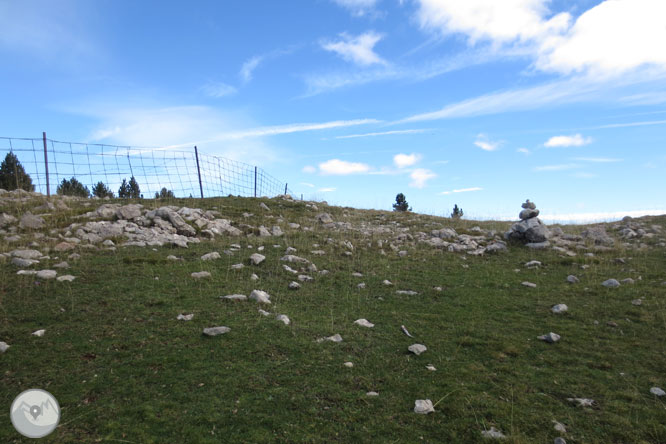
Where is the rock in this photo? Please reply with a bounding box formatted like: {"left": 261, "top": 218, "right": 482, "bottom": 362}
{"left": 620, "top": 278, "right": 635, "bottom": 284}
{"left": 0, "top": 212, "right": 17, "bottom": 227}
{"left": 631, "top": 298, "right": 642, "bottom": 306}
{"left": 344, "top": 362, "right": 353, "bottom": 368}
{"left": 357, "top": 283, "right": 366, "bottom": 289}
{"left": 401, "top": 325, "right": 414, "bottom": 338}
{"left": 522, "top": 200, "right": 536, "bottom": 210}
{"left": 250, "top": 273, "right": 259, "bottom": 281}
{"left": 285, "top": 246, "right": 297, "bottom": 254}
{"left": 257, "top": 226, "right": 271, "bottom": 237}
{"left": 288, "top": 281, "right": 300, "bottom": 290}
{"left": 259, "top": 202, "right": 270, "bottom": 211}
{"left": 481, "top": 427, "right": 506, "bottom": 439}
{"left": 537, "top": 332, "right": 561, "bottom": 343}
{"left": 115, "top": 204, "right": 142, "bottom": 220}
{"left": 354, "top": 318, "right": 374, "bottom": 328}
{"left": 602, "top": 279, "right": 620, "bottom": 288}
{"left": 0, "top": 341, "right": 9, "bottom": 353}
{"left": 280, "top": 254, "right": 311, "bottom": 264}
{"left": 581, "top": 226, "right": 614, "bottom": 246}
{"left": 177, "top": 313, "right": 194, "bottom": 321}
{"left": 16, "top": 270, "right": 37, "bottom": 276}
{"left": 11, "top": 257, "right": 39, "bottom": 267}
{"left": 317, "top": 334, "right": 343, "bottom": 343}
{"left": 36, "top": 270, "right": 57, "bottom": 279}
{"left": 271, "top": 226, "right": 283, "bottom": 236}
{"left": 566, "top": 275, "right": 579, "bottom": 284}
{"left": 201, "top": 252, "right": 221, "bottom": 261}
{"left": 222, "top": 294, "right": 247, "bottom": 301}
{"left": 155, "top": 207, "right": 196, "bottom": 236}
{"left": 56, "top": 275, "right": 76, "bottom": 282}
{"left": 54, "top": 242, "right": 76, "bottom": 252}
{"left": 650, "top": 387, "right": 665, "bottom": 396}
{"left": 413, "top": 399, "right": 435, "bottom": 414}
{"left": 298, "top": 275, "right": 313, "bottom": 282}
{"left": 10, "top": 249, "right": 42, "bottom": 259}
{"left": 525, "top": 241, "right": 550, "bottom": 249}
{"left": 521, "top": 281, "right": 537, "bottom": 288}
{"left": 231, "top": 263, "right": 244, "bottom": 270}
{"left": 191, "top": 271, "right": 211, "bottom": 279}
{"left": 19, "top": 212, "right": 45, "bottom": 229}
{"left": 607, "top": 321, "right": 618, "bottom": 327}
{"left": 426, "top": 364, "right": 437, "bottom": 371}
{"left": 524, "top": 260, "right": 541, "bottom": 268}
{"left": 366, "top": 391, "right": 379, "bottom": 397}
{"left": 552, "top": 304, "right": 568, "bottom": 314}
{"left": 351, "top": 272, "right": 363, "bottom": 277}
{"left": 249, "top": 253, "right": 266, "bottom": 265}
{"left": 396, "top": 290, "right": 419, "bottom": 295}
{"left": 408, "top": 344, "right": 427, "bottom": 355}
{"left": 519, "top": 208, "right": 539, "bottom": 220}
{"left": 276, "top": 314, "right": 290, "bottom": 325}
{"left": 316, "top": 213, "right": 334, "bottom": 224}
{"left": 166, "top": 255, "right": 180, "bottom": 261}
{"left": 382, "top": 280, "right": 393, "bottom": 286}
{"left": 258, "top": 309, "right": 271, "bottom": 316}
{"left": 567, "top": 397, "right": 595, "bottom": 407}
{"left": 554, "top": 438, "right": 566, "bottom": 444}
{"left": 485, "top": 242, "right": 508, "bottom": 253}
{"left": 552, "top": 421, "right": 567, "bottom": 433}
{"left": 249, "top": 290, "right": 271, "bottom": 304}
{"left": 203, "top": 326, "right": 230, "bottom": 336}
{"left": 32, "top": 329, "right": 46, "bottom": 337}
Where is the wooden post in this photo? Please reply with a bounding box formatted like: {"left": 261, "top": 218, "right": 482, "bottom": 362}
{"left": 42, "top": 132, "right": 50, "bottom": 197}
{"left": 194, "top": 146, "right": 204, "bottom": 199}
{"left": 254, "top": 166, "right": 257, "bottom": 197}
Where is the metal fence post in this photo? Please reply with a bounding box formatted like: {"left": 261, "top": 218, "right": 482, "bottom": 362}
{"left": 284, "top": 183, "right": 288, "bottom": 195}
{"left": 194, "top": 146, "right": 204, "bottom": 199}
{"left": 254, "top": 166, "right": 257, "bottom": 197}
{"left": 42, "top": 132, "right": 50, "bottom": 197}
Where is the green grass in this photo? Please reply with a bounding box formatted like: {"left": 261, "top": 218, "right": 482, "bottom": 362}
{"left": 1, "top": 196, "right": 665, "bottom": 443}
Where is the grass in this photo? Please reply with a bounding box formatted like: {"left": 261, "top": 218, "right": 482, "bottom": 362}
{"left": 1, "top": 195, "right": 665, "bottom": 443}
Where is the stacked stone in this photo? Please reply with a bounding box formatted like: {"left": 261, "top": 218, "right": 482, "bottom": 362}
{"left": 504, "top": 200, "right": 550, "bottom": 245}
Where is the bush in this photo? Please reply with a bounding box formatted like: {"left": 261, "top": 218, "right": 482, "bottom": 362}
{"left": 56, "top": 177, "right": 90, "bottom": 198}
{"left": 118, "top": 176, "right": 141, "bottom": 199}
{"left": 392, "top": 193, "right": 411, "bottom": 212}
{"left": 0, "top": 152, "right": 34, "bottom": 191}
{"left": 451, "top": 204, "right": 464, "bottom": 219}
{"left": 155, "top": 187, "right": 175, "bottom": 199}
{"left": 92, "top": 181, "right": 114, "bottom": 198}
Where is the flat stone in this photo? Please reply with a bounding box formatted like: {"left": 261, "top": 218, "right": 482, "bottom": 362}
{"left": 249, "top": 253, "right": 266, "bottom": 265}
{"left": 249, "top": 290, "right": 271, "bottom": 304}
{"left": 36, "top": 270, "right": 57, "bottom": 279}
{"left": 203, "top": 326, "right": 230, "bottom": 336}
{"left": 201, "top": 252, "right": 221, "bottom": 261}
{"left": 519, "top": 208, "right": 539, "bottom": 220}
{"left": 566, "top": 275, "right": 579, "bottom": 284}
{"left": 413, "top": 399, "right": 435, "bottom": 414}
{"left": 10, "top": 249, "right": 42, "bottom": 259}
{"left": 222, "top": 294, "right": 247, "bottom": 301}
{"left": 567, "top": 397, "right": 595, "bottom": 407}
{"left": 56, "top": 275, "right": 76, "bottom": 282}
{"left": 621, "top": 278, "right": 635, "bottom": 284}
{"left": 11, "top": 257, "right": 39, "bottom": 267}
{"left": 231, "top": 263, "right": 244, "bottom": 270}
{"left": 481, "top": 427, "right": 506, "bottom": 439}
{"left": 525, "top": 241, "right": 550, "bottom": 249}
{"left": 32, "top": 329, "right": 45, "bottom": 337}
{"left": 177, "top": 313, "right": 194, "bottom": 321}
{"left": 524, "top": 260, "right": 541, "bottom": 267}
{"left": 354, "top": 318, "right": 374, "bottom": 328}
{"left": 538, "top": 332, "right": 561, "bottom": 343}
{"left": 16, "top": 270, "right": 37, "bottom": 275}
{"left": 166, "top": 255, "right": 179, "bottom": 261}
{"left": 366, "top": 391, "right": 379, "bottom": 397}
{"left": 20, "top": 213, "right": 45, "bottom": 229}
{"left": 650, "top": 387, "right": 665, "bottom": 396}
{"left": 631, "top": 298, "right": 642, "bottom": 306}
{"left": 191, "top": 271, "right": 211, "bottom": 279}
{"left": 426, "top": 364, "right": 437, "bottom": 371}
{"left": 344, "top": 362, "right": 354, "bottom": 368}
{"left": 258, "top": 309, "right": 271, "bottom": 316}
{"left": 396, "top": 290, "right": 418, "bottom": 295}
{"left": 521, "top": 281, "right": 537, "bottom": 288}
{"left": 276, "top": 314, "right": 290, "bottom": 325}
{"left": 554, "top": 438, "right": 566, "bottom": 444}
{"left": 298, "top": 275, "right": 313, "bottom": 282}
{"left": 54, "top": 242, "right": 76, "bottom": 252}
{"left": 408, "top": 344, "right": 427, "bottom": 355}
{"left": 602, "top": 279, "right": 620, "bottom": 288}
{"left": 317, "top": 334, "right": 343, "bottom": 343}
{"left": 288, "top": 281, "right": 300, "bottom": 290}
{"left": 552, "top": 304, "right": 568, "bottom": 314}
{"left": 382, "top": 280, "right": 392, "bottom": 286}
{"left": 552, "top": 421, "right": 567, "bottom": 433}
{"left": 250, "top": 273, "right": 259, "bottom": 281}
{"left": 316, "top": 213, "right": 333, "bottom": 224}
{"left": 0, "top": 341, "right": 9, "bottom": 353}
{"left": 280, "top": 254, "right": 310, "bottom": 264}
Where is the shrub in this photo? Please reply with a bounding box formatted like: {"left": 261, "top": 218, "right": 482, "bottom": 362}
{"left": 155, "top": 187, "right": 175, "bottom": 199}
{"left": 118, "top": 176, "right": 141, "bottom": 199}
{"left": 451, "top": 204, "right": 464, "bottom": 219}
{"left": 92, "top": 181, "right": 114, "bottom": 198}
{"left": 0, "top": 152, "right": 34, "bottom": 191}
{"left": 56, "top": 177, "right": 90, "bottom": 198}
{"left": 393, "top": 193, "right": 411, "bottom": 212}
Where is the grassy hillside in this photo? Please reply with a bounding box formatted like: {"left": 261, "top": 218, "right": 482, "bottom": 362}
{"left": 1, "top": 194, "right": 665, "bottom": 443}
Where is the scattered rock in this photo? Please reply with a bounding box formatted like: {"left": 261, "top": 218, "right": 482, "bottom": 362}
{"left": 552, "top": 304, "right": 568, "bottom": 314}
{"left": 231, "top": 263, "right": 244, "bottom": 270}
{"left": 620, "top": 278, "right": 635, "bottom": 284}
{"left": 259, "top": 202, "right": 270, "bottom": 211}
{"left": 116, "top": 204, "right": 142, "bottom": 220}
{"left": 396, "top": 290, "right": 418, "bottom": 295}
{"left": 566, "top": 275, "right": 579, "bottom": 284}
{"left": 426, "top": 364, "right": 436, "bottom": 371}
{"left": 552, "top": 421, "right": 567, "bottom": 433}
{"left": 276, "top": 314, "right": 290, "bottom": 325}
{"left": 316, "top": 213, "right": 334, "bottom": 224}
{"left": 554, "top": 438, "right": 566, "bottom": 444}
{"left": 36, "top": 270, "right": 57, "bottom": 280}
{"left": 177, "top": 313, "right": 194, "bottom": 321}
{"left": 317, "top": 334, "right": 343, "bottom": 343}
{"left": 607, "top": 321, "right": 618, "bottom": 328}
{"left": 11, "top": 257, "right": 39, "bottom": 267}
{"left": 354, "top": 318, "right": 374, "bottom": 328}
{"left": 203, "top": 326, "right": 230, "bottom": 336}
{"left": 56, "top": 275, "right": 76, "bottom": 282}
{"left": 521, "top": 281, "right": 537, "bottom": 288}
{"left": 191, "top": 271, "right": 211, "bottom": 279}
{"left": 10, "top": 249, "right": 42, "bottom": 260}
{"left": 581, "top": 226, "right": 614, "bottom": 246}
{"left": 382, "top": 279, "right": 392, "bottom": 286}
{"left": 602, "top": 279, "right": 620, "bottom": 288}
{"left": 408, "top": 344, "right": 427, "bottom": 355}
{"left": 32, "top": 329, "right": 45, "bottom": 337}
{"left": 298, "top": 275, "right": 313, "bottom": 282}
{"left": 0, "top": 341, "right": 9, "bottom": 353}
{"left": 344, "top": 362, "right": 353, "bottom": 368}
{"left": 201, "top": 252, "right": 221, "bottom": 261}
{"left": 567, "top": 397, "right": 595, "bottom": 407}
{"left": 525, "top": 260, "right": 541, "bottom": 268}
{"left": 537, "top": 332, "right": 561, "bottom": 343}
{"left": 54, "top": 242, "right": 76, "bottom": 252}
{"left": 366, "top": 391, "right": 379, "bottom": 397}
{"left": 53, "top": 261, "right": 69, "bottom": 269}
{"left": 250, "top": 273, "right": 259, "bottom": 281}
{"left": 288, "top": 281, "right": 301, "bottom": 290}
{"left": 650, "top": 387, "right": 665, "bottom": 397}
{"left": 249, "top": 253, "right": 266, "bottom": 265}
{"left": 413, "top": 399, "right": 435, "bottom": 414}
{"left": 258, "top": 309, "right": 271, "bottom": 316}
{"left": 481, "top": 427, "right": 506, "bottom": 439}
{"left": 249, "top": 290, "right": 271, "bottom": 304}
{"left": 222, "top": 294, "right": 247, "bottom": 301}
{"left": 401, "top": 325, "right": 414, "bottom": 338}
{"left": 632, "top": 298, "right": 642, "bottom": 306}
{"left": 357, "top": 283, "right": 366, "bottom": 289}
{"left": 20, "top": 212, "right": 45, "bottom": 230}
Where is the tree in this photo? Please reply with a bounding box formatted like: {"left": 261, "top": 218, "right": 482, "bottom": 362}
{"left": 92, "top": 181, "right": 114, "bottom": 198}
{"left": 393, "top": 193, "right": 411, "bottom": 212}
{"left": 451, "top": 204, "right": 464, "bottom": 219}
{"left": 56, "top": 177, "right": 90, "bottom": 198}
{"left": 128, "top": 176, "right": 141, "bottom": 199}
{"left": 118, "top": 179, "right": 129, "bottom": 198}
{"left": 0, "top": 152, "right": 34, "bottom": 192}
{"left": 154, "top": 187, "right": 175, "bottom": 199}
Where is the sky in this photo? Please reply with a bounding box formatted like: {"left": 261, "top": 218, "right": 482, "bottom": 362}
{"left": 1, "top": 0, "right": 665, "bottom": 223}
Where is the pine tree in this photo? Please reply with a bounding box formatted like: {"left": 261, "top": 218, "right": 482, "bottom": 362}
{"left": 155, "top": 187, "right": 175, "bottom": 199}
{"left": 0, "top": 152, "right": 34, "bottom": 192}
{"left": 56, "top": 177, "right": 90, "bottom": 197}
{"left": 118, "top": 178, "right": 130, "bottom": 198}
{"left": 92, "top": 181, "right": 114, "bottom": 198}
{"left": 393, "top": 193, "right": 411, "bottom": 212}
{"left": 128, "top": 176, "right": 141, "bottom": 199}
{"left": 451, "top": 204, "right": 464, "bottom": 219}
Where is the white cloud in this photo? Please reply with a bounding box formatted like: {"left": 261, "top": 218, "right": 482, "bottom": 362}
{"left": 318, "top": 187, "right": 337, "bottom": 192}
{"left": 319, "top": 159, "right": 371, "bottom": 175}
{"left": 439, "top": 187, "right": 482, "bottom": 195}
{"left": 335, "top": 129, "right": 426, "bottom": 139}
{"left": 331, "top": 0, "right": 379, "bottom": 17}
{"left": 533, "top": 163, "right": 581, "bottom": 171}
{"left": 544, "top": 134, "right": 592, "bottom": 147}
{"left": 322, "top": 31, "right": 386, "bottom": 66}
{"left": 474, "top": 134, "right": 500, "bottom": 151}
{"left": 201, "top": 81, "right": 237, "bottom": 98}
{"left": 541, "top": 209, "right": 666, "bottom": 223}
{"left": 573, "top": 157, "right": 622, "bottom": 163}
{"left": 517, "top": 148, "right": 530, "bottom": 154}
{"left": 240, "top": 56, "right": 263, "bottom": 83}
{"left": 394, "top": 153, "right": 422, "bottom": 168}
{"left": 300, "top": 182, "right": 315, "bottom": 187}
{"left": 218, "top": 119, "right": 380, "bottom": 140}
{"left": 302, "top": 166, "right": 316, "bottom": 174}
{"left": 409, "top": 168, "right": 436, "bottom": 188}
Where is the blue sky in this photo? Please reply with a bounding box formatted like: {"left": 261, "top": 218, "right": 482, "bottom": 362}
{"left": 1, "top": 0, "right": 665, "bottom": 222}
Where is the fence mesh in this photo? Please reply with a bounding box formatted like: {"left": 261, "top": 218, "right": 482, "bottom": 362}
{"left": 0, "top": 136, "right": 293, "bottom": 199}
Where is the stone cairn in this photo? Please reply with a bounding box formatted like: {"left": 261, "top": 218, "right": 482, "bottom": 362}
{"left": 504, "top": 199, "right": 550, "bottom": 244}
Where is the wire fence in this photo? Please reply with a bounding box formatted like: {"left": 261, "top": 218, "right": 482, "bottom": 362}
{"left": 0, "top": 134, "right": 293, "bottom": 199}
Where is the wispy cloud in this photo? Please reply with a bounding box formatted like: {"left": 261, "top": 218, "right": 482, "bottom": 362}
{"left": 240, "top": 56, "right": 263, "bottom": 84}
{"left": 409, "top": 168, "right": 436, "bottom": 188}
{"left": 321, "top": 31, "right": 386, "bottom": 66}
{"left": 200, "top": 81, "right": 237, "bottom": 98}
{"left": 573, "top": 157, "right": 622, "bottom": 163}
{"left": 300, "top": 182, "right": 315, "bottom": 187}
{"left": 474, "top": 133, "right": 500, "bottom": 151}
{"left": 319, "top": 159, "right": 372, "bottom": 175}
{"left": 439, "top": 187, "right": 482, "bottom": 195}
{"left": 217, "top": 119, "right": 380, "bottom": 140}
{"left": 394, "top": 153, "right": 422, "bottom": 168}
{"left": 533, "top": 163, "right": 581, "bottom": 172}
{"left": 589, "top": 119, "right": 666, "bottom": 130}
{"left": 335, "top": 129, "right": 426, "bottom": 139}
{"left": 517, "top": 148, "right": 530, "bottom": 155}
{"left": 331, "top": 0, "right": 379, "bottom": 17}
{"left": 544, "top": 134, "right": 592, "bottom": 147}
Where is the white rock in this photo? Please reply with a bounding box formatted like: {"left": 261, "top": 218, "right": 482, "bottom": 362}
{"left": 249, "top": 290, "right": 271, "bottom": 304}
{"left": 288, "top": 281, "right": 300, "bottom": 290}
{"left": 283, "top": 265, "right": 298, "bottom": 274}
{"left": 56, "top": 275, "right": 76, "bottom": 282}
{"left": 357, "top": 283, "right": 366, "bottom": 289}
{"left": 298, "top": 275, "right": 313, "bottom": 282}
{"left": 602, "top": 279, "right": 620, "bottom": 288}
{"left": 250, "top": 273, "right": 259, "bottom": 281}
{"left": 382, "top": 280, "right": 393, "bottom": 286}
{"left": 426, "top": 364, "right": 437, "bottom": 371}
{"left": 552, "top": 304, "right": 568, "bottom": 314}
{"left": 317, "top": 334, "right": 343, "bottom": 343}
{"left": 650, "top": 387, "right": 665, "bottom": 396}
{"left": 231, "top": 263, "right": 244, "bottom": 270}
{"left": 203, "top": 326, "right": 230, "bottom": 336}
{"left": 222, "top": 294, "right": 247, "bottom": 301}
{"left": 354, "top": 318, "right": 374, "bottom": 328}
{"left": 554, "top": 438, "right": 566, "bottom": 444}
{"left": 521, "top": 281, "right": 536, "bottom": 288}
{"left": 257, "top": 246, "right": 264, "bottom": 252}
{"left": 552, "top": 421, "right": 567, "bottom": 433}
{"left": 366, "top": 391, "right": 379, "bottom": 397}
{"left": 481, "top": 427, "right": 506, "bottom": 439}
{"left": 396, "top": 290, "right": 418, "bottom": 295}
{"left": 401, "top": 325, "right": 414, "bottom": 338}
{"left": 276, "top": 314, "right": 290, "bottom": 325}
{"left": 285, "top": 247, "right": 297, "bottom": 254}
{"left": 36, "top": 270, "right": 57, "bottom": 280}
{"left": 566, "top": 275, "right": 579, "bottom": 284}
{"left": 201, "top": 252, "right": 221, "bottom": 261}
{"left": 258, "top": 309, "right": 271, "bottom": 316}
{"left": 525, "top": 260, "right": 541, "bottom": 268}
{"left": 191, "top": 271, "right": 211, "bottom": 279}
{"left": 177, "top": 313, "right": 194, "bottom": 321}
{"left": 537, "top": 332, "right": 561, "bottom": 343}
{"left": 352, "top": 272, "right": 363, "bottom": 277}
{"left": 10, "top": 249, "right": 42, "bottom": 260}
{"left": 0, "top": 341, "right": 9, "bottom": 353}
{"left": 567, "top": 397, "right": 595, "bottom": 407}
{"left": 249, "top": 253, "right": 266, "bottom": 265}
{"left": 344, "top": 362, "right": 354, "bottom": 368}
{"left": 408, "top": 344, "right": 427, "bottom": 355}
{"left": 433, "top": 286, "right": 443, "bottom": 291}
{"left": 32, "top": 329, "right": 46, "bottom": 337}
{"left": 413, "top": 399, "right": 435, "bottom": 414}
{"left": 632, "top": 298, "right": 642, "bottom": 306}
{"left": 16, "top": 270, "right": 37, "bottom": 275}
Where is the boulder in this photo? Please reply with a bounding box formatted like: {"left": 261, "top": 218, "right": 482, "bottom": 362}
{"left": 19, "top": 212, "right": 45, "bottom": 229}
